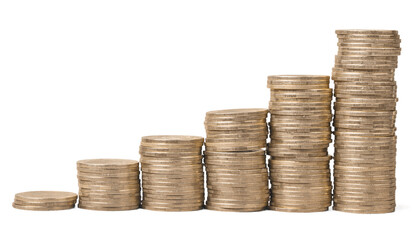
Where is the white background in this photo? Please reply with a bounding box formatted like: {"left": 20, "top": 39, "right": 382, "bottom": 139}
{"left": 0, "top": 0, "right": 416, "bottom": 239}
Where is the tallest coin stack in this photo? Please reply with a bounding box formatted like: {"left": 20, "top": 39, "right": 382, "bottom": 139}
{"left": 332, "top": 30, "right": 401, "bottom": 213}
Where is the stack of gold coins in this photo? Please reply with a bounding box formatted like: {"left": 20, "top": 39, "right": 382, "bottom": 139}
{"left": 332, "top": 29, "right": 401, "bottom": 214}
{"left": 77, "top": 159, "right": 140, "bottom": 211}
{"left": 267, "top": 75, "right": 332, "bottom": 212}
{"left": 139, "top": 135, "right": 204, "bottom": 211}
{"left": 204, "top": 109, "right": 269, "bottom": 212}
{"left": 13, "top": 191, "right": 77, "bottom": 211}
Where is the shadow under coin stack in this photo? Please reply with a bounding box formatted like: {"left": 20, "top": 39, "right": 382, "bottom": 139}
{"left": 204, "top": 109, "right": 269, "bottom": 212}
{"left": 332, "top": 30, "right": 401, "bottom": 214}
{"left": 13, "top": 191, "right": 77, "bottom": 211}
{"left": 77, "top": 159, "right": 140, "bottom": 211}
{"left": 139, "top": 135, "right": 205, "bottom": 211}
{"left": 267, "top": 75, "right": 332, "bottom": 212}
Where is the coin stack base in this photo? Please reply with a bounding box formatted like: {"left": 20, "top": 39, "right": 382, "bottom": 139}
{"left": 204, "top": 108, "right": 269, "bottom": 212}
{"left": 267, "top": 75, "right": 332, "bottom": 212}
{"left": 140, "top": 135, "right": 204, "bottom": 211}
{"left": 332, "top": 29, "right": 400, "bottom": 214}
{"left": 77, "top": 159, "right": 140, "bottom": 211}
{"left": 13, "top": 191, "right": 77, "bottom": 211}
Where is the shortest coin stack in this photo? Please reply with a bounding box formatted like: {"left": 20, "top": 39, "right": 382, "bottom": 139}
{"left": 140, "top": 135, "right": 205, "bottom": 211}
{"left": 77, "top": 159, "right": 140, "bottom": 211}
{"left": 13, "top": 191, "right": 77, "bottom": 211}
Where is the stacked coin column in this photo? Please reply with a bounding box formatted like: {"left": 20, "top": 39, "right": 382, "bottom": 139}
{"left": 139, "top": 135, "right": 204, "bottom": 211}
{"left": 332, "top": 30, "right": 401, "bottom": 214}
{"left": 204, "top": 109, "right": 269, "bottom": 212}
{"left": 77, "top": 159, "right": 140, "bottom": 211}
{"left": 267, "top": 75, "right": 332, "bottom": 212}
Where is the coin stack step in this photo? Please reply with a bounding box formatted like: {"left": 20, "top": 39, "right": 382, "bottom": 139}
{"left": 267, "top": 75, "right": 332, "bottom": 212}
{"left": 139, "top": 135, "right": 205, "bottom": 211}
{"left": 204, "top": 109, "right": 269, "bottom": 212}
{"left": 77, "top": 159, "right": 140, "bottom": 211}
{"left": 332, "top": 29, "right": 400, "bottom": 214}
{"left": 13, "top": 191, "right": 77, "bottom": 211}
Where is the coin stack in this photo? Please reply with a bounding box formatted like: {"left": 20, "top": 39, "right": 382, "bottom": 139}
{"left": 332, "top": 29, "right": 401, "bottom": 213}
{"left": 204, "top": 109, "right": 269, "bottom": 212}
{"left": 139, "top": 135, "right": 205, "bottom": 211}
{"left": 77, "top": 159, "right": 140, "bottom": 211}
{"left": 13, "top": 191, "right": 77, "bottom": 211}
{"left": 267, "top": 75, "right": 333, "bottom": 212}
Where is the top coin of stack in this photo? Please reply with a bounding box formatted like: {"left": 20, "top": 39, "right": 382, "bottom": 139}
{"left": 332, "top": 30, "right": 400, "bottom": 214}
{"left": 267, "top": 75, "right": 333, "bottom": 212}
{"left": 13, "top": 191, "right": 77, "bottom": 211}
{"left": 140, "top": 135, "right": 205, "bottom": 211}
{"left": 77, "top": 159, "right": 140, "bottom": 211}
{"left": 204, "top": 108, "right": 269, "bottom": 212}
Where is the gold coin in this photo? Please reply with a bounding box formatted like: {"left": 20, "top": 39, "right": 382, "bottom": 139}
{"left": 335, "top": 56, "right": 398, "bottom": 64}
{"left": 333, "top": 206, "right": 395, "bottom": 214}
{"left": 141, "top": 173, "right": 203, "bottom": 180}
{"left": 205, "top": 137, "right": 266, "bottom": 145}
{"left": 205, "top": 163, "right": 266, "bottom": 170}
{"left": 268, "top": 75, "right": 330, "bottom": 80}
{"left": 142, "top": 205, "right": 203, "bottom": 212}
{"left": 269, "top": 109, "right": 331, "bottom": 116}
{"left": 139, "top": 141, "right": 203, "bottom": 149}
{"left": 204, "top": 149, "right": 265, "bottom": 156}
{"left": 337, "top": 38, "right": 401, "bottom": 45}
{"left": 14, "top": 191, "right": 78, "bottom": 203}
{"left": 205, "top": 145, "right": 266, "bottom": 152}
{"left": 337, "top": 50, "right": 401, "bottom": 56}
{"left": 79, "top": 182, "right": 139, "bottom": 190}
{"left": 139, "top": 145, "right": 202, "bottom": 153}
{"left": 79, "top": 189, "right": 140, "bottom": 196}
{"left": 76, "top": 166, "right": 139, "bottom": 174}
{"left": 268, "top": 84, "right": 330, "bottom": 90}
{"left": 13, "top": 202, "right": 75, "bottom": 211}
{"left": 335, "top": 29, "right": 399, "bottom": 35}
{"left": 205, "top": 153, "right": 265, "bottom": 160}
{"left": 13, "top": 200, "right": 73, "bottom": 208}
{"left": 78, "top": 203, "right": 139, "bottom": 211}
{"left": 139, "top": 151, "right": 202, "bottom": 158}
{"left": 141, "top": 135, "right": 204, "bottom": 145}
{"left": 334, "top": 64, "right": 398, "bottom": 70}
{"left": 77, "top": 171, "right": 139, "bottom": 178}
{"left": 205, "top": 108, "right": 268, "bottom": 118}
{"left": 140, "top": 155, "right": 203, "bottom": 164}
{"left": 336, "top": 34, "right": 399, "bottom": 39}
{"left": 77, "top": 159, "right": 139, "bottom": 169}
{"left": 79, "top": 198, "right": 140, "bottom": 206}
{"left": 205, "top": 204, "right": 266, "bottom": 212}
{"left": 270, "top": 155, "right": 331, "bottom": 162}
{"left": 269, "top": 205, "right": 328, "bottom": 212}
{"left": 77, "top": 175, "right": 139, "bottom": 182}
{"left": 78, "top": 192, "right": 140, "bottom": 199}
{"left": 268, "top": 79, "right": 329, "bottom": 86}
{"left": 205, "top": 128, "right": 268, "bottom": 136}
{"left": 338, "top": 42, "right": 400, "bottom": 48}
